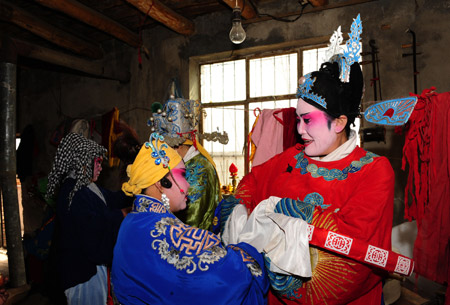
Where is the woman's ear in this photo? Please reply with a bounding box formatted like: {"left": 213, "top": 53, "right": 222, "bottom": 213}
{"left": 334, "top": 115, "right": 348, "bottom": 133}
{"left": 154, "top": 181, "right": 163, "bottom": 193}
{"left": 143, "top": 183, "right": 162, "bottom": 197}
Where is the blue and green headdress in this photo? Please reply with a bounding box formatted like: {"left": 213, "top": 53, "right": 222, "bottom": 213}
{"left": 297, "top": 14, "right": 364, "bottom": 125}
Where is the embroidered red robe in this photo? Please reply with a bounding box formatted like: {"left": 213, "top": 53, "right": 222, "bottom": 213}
{"left": 235, "top": 144, "right": 394, "bottom": 305}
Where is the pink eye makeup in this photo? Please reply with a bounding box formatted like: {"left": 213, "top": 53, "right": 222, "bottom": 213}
{"left": 171, "top": 168, "right": 186, "bottom": 180}
{"left": 301, "top": 111, "right": 328, "bottom": 126}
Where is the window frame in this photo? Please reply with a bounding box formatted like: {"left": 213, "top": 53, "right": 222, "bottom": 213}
{"left": 189, "top": 36, "right": 330, "bottom": 177}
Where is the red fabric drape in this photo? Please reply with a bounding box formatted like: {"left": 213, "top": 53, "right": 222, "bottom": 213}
{"left": 402, "top": 88, "right": 450, "bottom": 302}
{"left": 278, "top": 107, "right": 301, "bottom": 150}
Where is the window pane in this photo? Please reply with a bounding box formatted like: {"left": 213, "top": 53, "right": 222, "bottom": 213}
{"left": 302, "top": 47, "right": 328, "bottom": 75}
{"left": 203, "top": 106, "right": 245, "bottom": 186}
{"left": 201, "top": 60, "right": 246, "bottom": 103}
{"left": 302, "top": 44, "right": 363, "bottom": 75}
{"left": 250, "top": 53, "right": 297, "bottom": 98}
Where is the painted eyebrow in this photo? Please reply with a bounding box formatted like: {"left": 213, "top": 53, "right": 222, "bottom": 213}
{"left": 299, "top": 112, "right": 311, "bottom": 118}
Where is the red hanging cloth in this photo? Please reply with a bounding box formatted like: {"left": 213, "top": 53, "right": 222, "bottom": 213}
{"left": 402, "top": 88, "right": 450, "bottom": 301}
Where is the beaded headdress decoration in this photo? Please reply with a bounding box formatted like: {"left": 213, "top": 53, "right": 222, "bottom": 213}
{"left": 146, "top": 132, "right": 170, "bottom": 168}
{"left": 148, "top": 97, "right": 229, "bottom": 147}
{"left": 297, "top": 14, "right": 363, "bottom": 108}
{"left": 296, "top": 73, "right": 328, "bottom": 109}
{"left": 326, "top": 14, "right": 362, "bottom": 83}
{"left": 297, "top": 14, "right": 418, "bottom": 125}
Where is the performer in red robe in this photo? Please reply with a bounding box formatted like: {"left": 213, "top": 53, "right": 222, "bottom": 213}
{"left": 230, "top": 14, "right": 396, "bottom": 305}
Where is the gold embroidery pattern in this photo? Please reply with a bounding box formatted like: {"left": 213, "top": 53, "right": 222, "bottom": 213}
{"left": 170, "top": 222, "right": 222, "bottom": 256}
{"left": 133, "top": 196, "right": 166, "bottom": 213}
{"left": 228, "top": 245, "right": 263, "bottom": 277}
{"left": 306, "top": 248, "right": 357, "bottom": 304}
{"left": 303, "top": 211, "right": 356, "bottom": 304}
{"left": 151, "top": 217, "right": 227, "bottom": 274}
{"left": 235, "top": 184, "right": 252, "bottom": 202}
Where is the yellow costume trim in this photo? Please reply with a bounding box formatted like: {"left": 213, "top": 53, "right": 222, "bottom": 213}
{"left": 183, "top": 139, "right": 217, "bottom": 170}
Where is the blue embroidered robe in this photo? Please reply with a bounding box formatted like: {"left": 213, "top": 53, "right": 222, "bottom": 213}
{"left": 111, "top": 195, "right": 268, "bottom": 305}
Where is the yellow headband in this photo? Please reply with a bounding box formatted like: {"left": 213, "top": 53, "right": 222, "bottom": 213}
{"left": 122, "top": 133, "right": 182, "bottom": 196}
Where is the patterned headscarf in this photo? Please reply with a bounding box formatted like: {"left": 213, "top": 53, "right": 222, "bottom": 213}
{"left": 46, "top": 132, "right": 107, "bottom": 205}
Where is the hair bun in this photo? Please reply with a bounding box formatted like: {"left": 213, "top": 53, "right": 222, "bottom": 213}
{"left": 320, "top": 62, "right": 340, "bottom": 80}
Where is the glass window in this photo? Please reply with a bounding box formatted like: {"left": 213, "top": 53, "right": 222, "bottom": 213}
{"left": 302, "top": 47, "right": 328, "bottom": 74}
{"left": 249, "top": 54, "right": 297, "bottom": 97}
{"left": 199, "top": 44, "right": 361, "bottom": 187}
{"left": 201, "top": 60, "right": 246, "bottom": 103}
{"left": 201, "top": 53, "right": 298, "bottom": 186}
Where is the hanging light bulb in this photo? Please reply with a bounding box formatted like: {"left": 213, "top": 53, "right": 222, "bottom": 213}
{"left": 229, "top": 5, "right": 246, "bottom": 44}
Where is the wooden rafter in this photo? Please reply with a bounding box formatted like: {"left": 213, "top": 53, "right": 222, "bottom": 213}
{"left": 125, "top": 0, "right": 195, "bottom": 36}
{"left": 4, "top": 38, "right": 130, "bottom": 83}
{"left": 34, "top": 0, "right": 141, "bottom": 48}
{"left": 221, "top": 0, "right": 257, "bottom": 20}
{"left": 308, "top": 0, "right": 328, "bottom": 7}
{"left": 0, "top": 1, "right": 103, "bottom": 59}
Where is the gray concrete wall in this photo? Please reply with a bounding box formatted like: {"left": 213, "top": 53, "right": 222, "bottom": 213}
{"left": 17, "top": 0, "right": 450, "bottom": 219}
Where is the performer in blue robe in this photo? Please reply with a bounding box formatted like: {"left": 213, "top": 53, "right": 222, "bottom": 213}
{"left": 111, "top": 133, "right": 268, "bottom": 305}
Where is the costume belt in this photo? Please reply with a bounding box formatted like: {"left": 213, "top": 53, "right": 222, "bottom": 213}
{"left": 307, "top": 224, "right": 414, "bottom": 276}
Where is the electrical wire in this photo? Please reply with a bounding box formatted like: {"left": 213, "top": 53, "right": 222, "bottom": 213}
{"left": 247, "top": 0, "right": 310, "bottom": 23}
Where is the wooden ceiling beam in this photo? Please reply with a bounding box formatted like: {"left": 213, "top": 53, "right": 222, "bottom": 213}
{"left": 34, "top": 0, "right": 141, "bottom": 48}
{"left": 0, "top": 1, "right": 103, "bottom": 59}
{"left": 221, "top": 0, "right": 257, "bottom": 19}
{"left": 308, "top": 0, "right": 328, "bottom": 7}
{"left": 3, "top": 38, "right": 130, "bottom": 83}
{"left": 125, "top": 0, "right": 195, "bottom": 36}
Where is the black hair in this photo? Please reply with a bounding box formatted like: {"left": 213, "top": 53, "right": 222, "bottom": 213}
{"left": 305, "top": 61, "right": 363, "bottom": 129}
{"left": 324, "top": 107, "right": 352, "bottom": 138}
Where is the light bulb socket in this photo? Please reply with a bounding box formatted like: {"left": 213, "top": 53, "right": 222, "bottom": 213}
{"left": 232, "top": 7, "right": 242, "bottom": 21}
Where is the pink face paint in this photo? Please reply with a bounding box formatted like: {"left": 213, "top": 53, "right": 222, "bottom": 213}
{"left": 301, "top": 111, "right": 329, "bottom": 129}
{"left": 92, "top": 157, "right": 103, "bottom": 182}
{"left": 171, "top": 168, "right": 186, "bottom": 183}
{"left": 164, "top": 163, "right": 190, "bottom": 213}
{"left": 296, "top": 99, "right": 339, "bottom": 157}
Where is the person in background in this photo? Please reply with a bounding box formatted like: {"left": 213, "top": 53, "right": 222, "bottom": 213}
{"left": 46, "top": 132, "right": 131, "bottom": 305}
{"left": 111, "top": 132, "right": 268, "bottom": 305}
{"left": 149, "top": 98, "right": 222, "bottom": 231}
{"left": 221, "top": 15, "right": 396, "bottom": 305}
{"left": 112, "top": 120, "right": 142, "bottom": 186}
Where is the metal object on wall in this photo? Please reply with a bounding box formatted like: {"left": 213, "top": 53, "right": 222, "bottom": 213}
{"left": 402, "top": 29, "right": 421, "bottom": 94}
{"left": 362, "top": 126, "right": 386, "bottom": 143}
{"left": 369, "top": 39, "right": 382, "bottom": 101}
